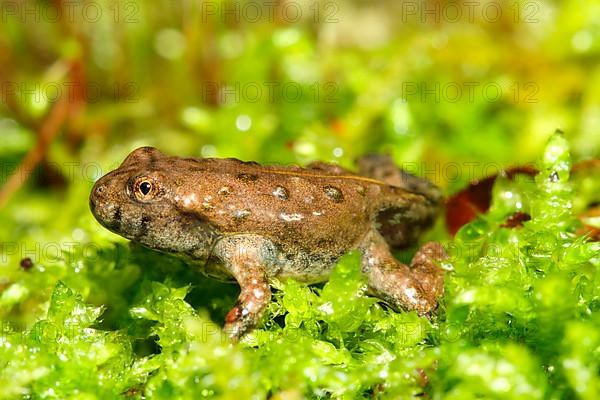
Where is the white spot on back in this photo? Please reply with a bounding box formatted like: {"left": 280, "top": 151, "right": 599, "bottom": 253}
{"left": 280, "top": 213, "right": 304, "bottom": 222}
{"left": 233, "top": 209, "right": 251, "bottom": 219}
{"left": 182, "top": 193, "right": 198, "bottom": 207}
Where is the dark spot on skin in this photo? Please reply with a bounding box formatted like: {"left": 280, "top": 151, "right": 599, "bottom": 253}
{"left": 136, "top": 215, "right": 152, "bottom": 238}
{"left": 273, "top": 185, "right": 289, "bottom": 200}
{"left": 20, "top": 258, "right": 33, "bottom": 271}
{"left": 324, "top": 186, "right": 344, "bottom": 203}
{"left": 237, "top": 173, "right": 259, "bottom": 182}
{"left": 189, "top": 167, "right": 207, "bottom": 172}
{"left": 113, "top": 206, "right": 122, "bottom": 226}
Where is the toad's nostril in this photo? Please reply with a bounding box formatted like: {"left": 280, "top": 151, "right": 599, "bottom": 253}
{"left": 94, "top": 184, "right": 106, "bottom": 198}
{"left": 90, "top": 185, "right": 104, "bottom": 210}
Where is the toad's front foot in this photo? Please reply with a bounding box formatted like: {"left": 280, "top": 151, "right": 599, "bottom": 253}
{"left": 224, "top": 293, "right": 270, "bottom": 341}
{"left": 213, "top": 235, "right": 274, "bottom": 341}
{"left": 221, "top": 269, "right": 272, "bottom": 341}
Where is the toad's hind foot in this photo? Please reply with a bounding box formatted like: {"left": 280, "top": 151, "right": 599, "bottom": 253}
{"left": 408, "top": 241, "right": 446, "bottom": 301}
{"left": 362, "top": 236, "right": 446, "bottom": 315}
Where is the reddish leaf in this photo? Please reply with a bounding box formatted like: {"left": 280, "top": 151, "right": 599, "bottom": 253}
{"left": 445, "top": 166, "right": 538, "bottom": 235}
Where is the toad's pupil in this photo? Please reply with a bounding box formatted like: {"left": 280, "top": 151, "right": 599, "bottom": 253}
{"left": 140, "top": 181, "right": 152, "bottom": 195}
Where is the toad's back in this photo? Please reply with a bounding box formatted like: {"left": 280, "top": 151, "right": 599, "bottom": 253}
{"left": 168, "top": 156, "right": 433, "bottom": 256}
{"left": 90, "top": 147, "right": 440, "bottom": 275}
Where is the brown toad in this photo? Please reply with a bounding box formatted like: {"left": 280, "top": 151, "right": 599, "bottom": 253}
{"left": 90, "top": 147, "right": 447, "bottom": 340}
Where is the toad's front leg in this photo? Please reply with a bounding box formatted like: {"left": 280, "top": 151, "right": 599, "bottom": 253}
{"left": 212, "top": 235, "right": 277, "bottom": 341}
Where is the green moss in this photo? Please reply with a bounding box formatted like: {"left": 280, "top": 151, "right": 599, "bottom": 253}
{"left": 0, "top": 282, "right": 134, "bottom": 398}
{"left": 0, "top": 133, "right": 599, "bottom": 398}
{"left": 437, "top": 132, "right": 600, "bottom": 399}
{"left": 0, "top": 129, "right": 598, "bottom": 399}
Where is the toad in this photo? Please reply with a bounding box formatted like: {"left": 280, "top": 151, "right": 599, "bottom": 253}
{"left": 90, "top": 147, "right": 447, "bottom": 340}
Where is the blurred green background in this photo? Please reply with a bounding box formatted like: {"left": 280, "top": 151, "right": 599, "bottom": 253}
{"left": 2, "top": 0, "right": 599, "bottom": 171}
{"left": 2, "top": 0, "right": 599, "bottom": 236}
{"left": 1, "top": 0, "right": 600, "bottom": 398}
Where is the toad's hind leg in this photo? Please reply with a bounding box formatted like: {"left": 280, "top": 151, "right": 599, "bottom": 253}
{"left": 360, "top": 232, "right": 446, "bottom": 315}
{"left": 356, "top": 154, "right": 443, "bottom": 249}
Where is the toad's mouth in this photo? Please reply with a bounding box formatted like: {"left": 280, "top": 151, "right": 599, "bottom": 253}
{"left": 89, "top": 198, "right": 124, "bottom": 234}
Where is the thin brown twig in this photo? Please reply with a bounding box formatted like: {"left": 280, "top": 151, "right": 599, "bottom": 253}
{"left": 0, "top": 94, "right": 70, "bottom": 209}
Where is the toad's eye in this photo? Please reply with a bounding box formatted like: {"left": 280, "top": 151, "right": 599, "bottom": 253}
{"left": 140, "top": 181, "right": 152, "bottom": 195}
{"left": 132, "top": 177, "right": 158, "bottom": 201}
